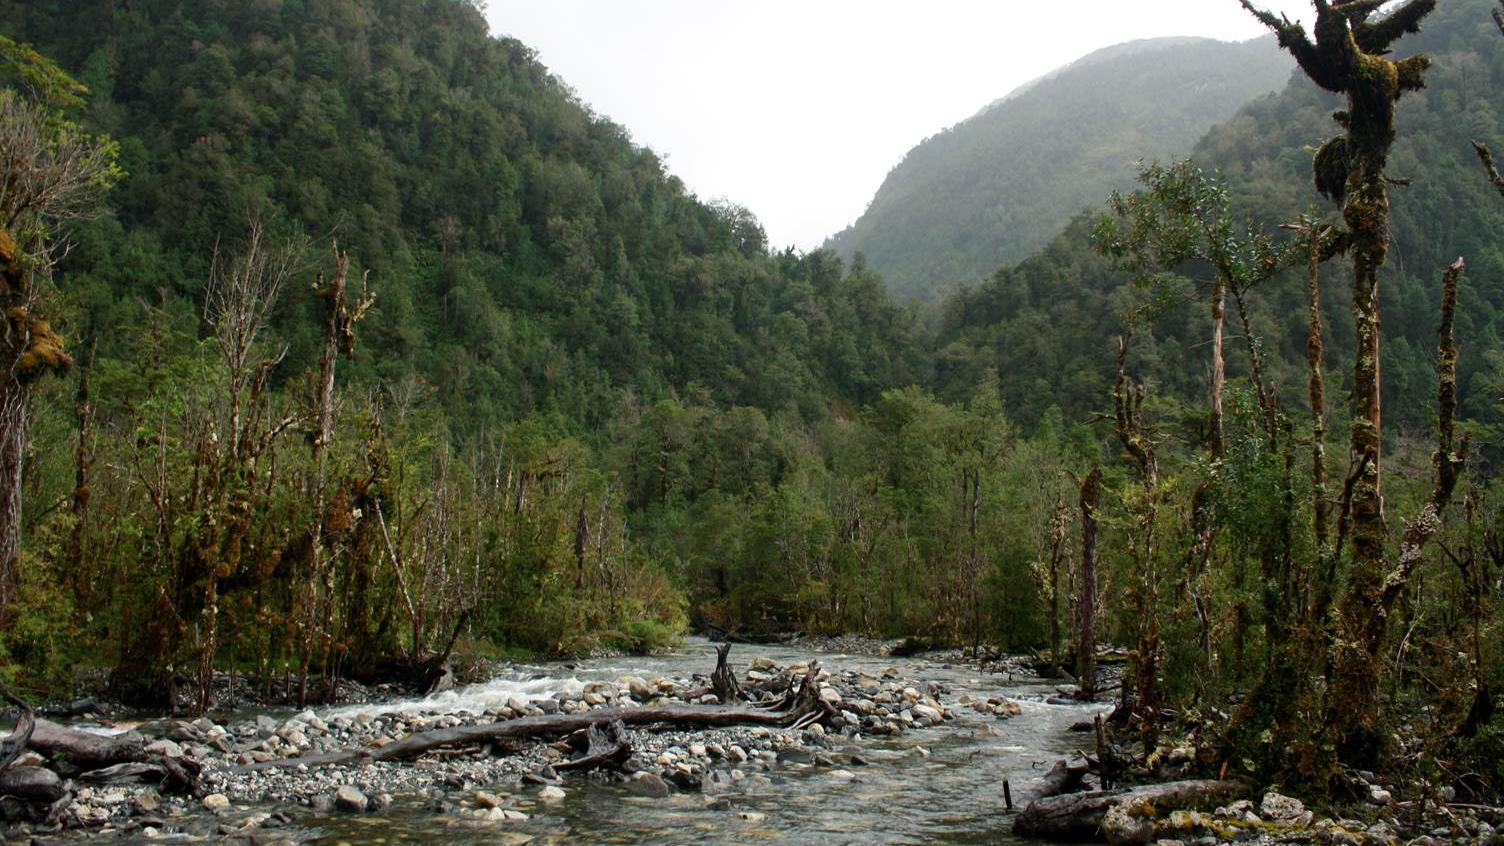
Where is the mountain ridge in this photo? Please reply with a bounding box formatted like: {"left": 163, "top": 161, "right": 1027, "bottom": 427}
{"left": 826, "top": 34, "right": 1293, "bottom": 302}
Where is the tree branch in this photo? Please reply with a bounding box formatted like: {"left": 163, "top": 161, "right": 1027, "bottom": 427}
{"left": 1353, "top": 0, "right": 1437, "bottom": 53}
{"left": 1473, "top": 141, "right": 1504, "bottom": 199}
{"left": 1387, "top": 258, "right": 1467, "bottom": 608}
{"left": 1241, "top": 0, "right": 1343, "bottom": 92}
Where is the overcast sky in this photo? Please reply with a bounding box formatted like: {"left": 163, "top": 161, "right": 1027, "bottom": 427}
{"left": 483, "top": 2, "right": 1316, "bottom": 250}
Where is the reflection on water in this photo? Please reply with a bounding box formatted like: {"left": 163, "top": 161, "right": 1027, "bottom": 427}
{"left": 309, "top": 639, "right": 1109, "bottom": 846}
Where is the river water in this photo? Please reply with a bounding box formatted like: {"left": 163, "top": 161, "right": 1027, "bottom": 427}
{"left": 303, "top": 638, "right": 1107, "bottom": 846}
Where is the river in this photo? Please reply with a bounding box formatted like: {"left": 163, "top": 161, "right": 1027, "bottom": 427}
{"left": 293, "top": 637, "right": 1107, "bottom": 846}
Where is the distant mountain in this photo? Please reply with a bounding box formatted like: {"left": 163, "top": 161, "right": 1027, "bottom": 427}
{"left": 826, "top": 36, "right": 1293, "bottom": 302}
{"left": 930, "top": 0, "right": 1504, "bottom": 437}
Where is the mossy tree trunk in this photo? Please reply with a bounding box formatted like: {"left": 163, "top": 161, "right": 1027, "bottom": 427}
{"left": 1243, "top": 0, "right": 1436, "bottom": 768}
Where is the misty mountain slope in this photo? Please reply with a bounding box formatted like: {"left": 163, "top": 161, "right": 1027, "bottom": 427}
{"left": 826, "top": 36, "right": 1293, "bottom": 302}
{"left": 932, "top": 0, "right": 1504, "bottom": 437}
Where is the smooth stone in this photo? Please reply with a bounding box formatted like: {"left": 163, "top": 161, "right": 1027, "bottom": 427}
{"left": 628, "top": 772, "right": 672, "bottom": 798}
{"left": 202, "top": 793, "right": 231, "bottom": 812}
{"left": 334, "top": 784, "right": 369, "bottom": 812}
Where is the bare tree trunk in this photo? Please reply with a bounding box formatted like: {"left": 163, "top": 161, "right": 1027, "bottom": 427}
{"left": 1076, "top": 467, "right": 1102, "bottom": 700}
{"left": 0, "top": 383, "right": 24, "bottom": 621}
{"left": 1047, "top": 493, "right": 1068, "bottom": 670}
{"left": 1209, "top": 278, "right": 1227, "bottom": 457}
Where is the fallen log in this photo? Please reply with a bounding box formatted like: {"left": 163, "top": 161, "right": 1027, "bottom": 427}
{"left": 79, "top": 762, "right": 168, "bottom": 785}
{"left": 27, "top": 719, "right": 145, "bottom": 768}
{"left": 1027, "top": 758, "right": 1091, "bottom": 803}
{"left": 1013, "top": 779, "right": 1243, "bottom": 842}
{"left": 0, "top": 766, "right": 66, "bottom": 803}
{"left": 243, "top": 701, "right": 818, "bottom": 770}
{"left": 0, "top": 683, "right": 36, "bottom": 772}
{"left": 243, "top": 662, "right": 835, "bottom": 772}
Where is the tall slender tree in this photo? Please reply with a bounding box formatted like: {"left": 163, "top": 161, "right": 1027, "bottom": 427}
{"left": 1241, "top": 0, "right": 1440, "bottom": 766}
{"left": 0, "top": 38, "right": 117, "bottom": 622}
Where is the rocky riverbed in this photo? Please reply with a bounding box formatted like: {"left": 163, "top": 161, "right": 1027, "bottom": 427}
{"left": 3, "top": 651, "right": 1008, "bottom": 843}
{"left": 3, "top": 641, "right": 1499, "bottom": 846}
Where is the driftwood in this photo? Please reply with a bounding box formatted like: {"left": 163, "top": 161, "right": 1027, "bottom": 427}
{"left": 0, "top": 683, "right": 66, "bottom": 805}
{"left": 78, "top": 761, "right": 167, "bottom": 785}
{"left": 1028, "top": 758, "right": 1092, "bottom": 802}
{"left": 554, "top": 719, "right": 630, "bottom": 772}
{"left": 243, "top": 662, "right": 835, "bottom": 772}
{"left": 1014, "top": 779, "right": 1243, "bottom": 842}
{"left": 0, "top": 684, "right": 35, "bottom": 772}
{"left": 711, "top": 643, "right": 742, "bottom": 704}
{"left": 0, "top": 687, "right": 200, "bottom": 805}
{"left": 27, "top": 719, "right": 146, "bottom": 768}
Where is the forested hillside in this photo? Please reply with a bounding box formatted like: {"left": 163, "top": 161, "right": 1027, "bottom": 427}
{"left": 935, "top": 0, "right": 1504, "bottom": 442}
{"left": 0, "top": 0, "right": 924, "bottom": 429}
{"left": 0, "top": 0, "right": 956, "bottom": 701}
{"left": 826, "top": 36, "right": 1292, "bottom": 302}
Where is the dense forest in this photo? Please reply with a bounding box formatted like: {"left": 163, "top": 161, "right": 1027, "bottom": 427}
{"left": 1, "top": 0, "right": 1503, "bottom": 812}
{"left": 826, "top": 36, "right": 1292, "bottom": 302}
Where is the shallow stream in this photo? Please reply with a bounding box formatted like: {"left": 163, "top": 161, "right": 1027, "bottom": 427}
{"left": 297, "top": 638, "right": 1106, "bottom": 846}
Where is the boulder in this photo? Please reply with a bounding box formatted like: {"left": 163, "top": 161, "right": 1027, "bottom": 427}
{"left": 627, "top": 772, "right": 672, "bottom": 798}
{"left": 1260, "top": 792, "right": 1306, "bottom": 822}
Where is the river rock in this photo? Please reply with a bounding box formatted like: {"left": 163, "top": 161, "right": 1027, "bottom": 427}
{"left": 144, "top": 738, "right": 183, "bottom": 758}
{"left": 475, "top": 791, "right": 505, "bottom": 808}
{"left": 912, "top": 704, "right": 943, "bottom": 725}
{"left": 1261, "top": 792, "right": 1306, "bottom": 822}
{"left": 335, "top": 784, "right": 370, "bottom": 812}
{"left": 628, "top": 772, "right": 672, "bottom": 797}
{"left": 202, "top": 793, "right": 231, "bottom": 812}
{"left": 537, "top": 786, "right": 566, "bottom": 804}
{"left": 72, "top": 803, "right": 110, "bottom": 826}
{"left": 625, "top": 677, "right": 655, "bottom": 701}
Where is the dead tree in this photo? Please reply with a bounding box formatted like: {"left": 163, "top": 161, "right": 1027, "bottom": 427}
{"left": 297, "top": 243, "right": 373, "bottom": 706}
{"left": 1076, "top": 467, "right": 1103, "bottom": 700}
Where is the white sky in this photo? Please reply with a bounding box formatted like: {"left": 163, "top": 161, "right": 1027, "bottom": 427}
{"left": 483, "top": 2, "right": 1316, "bottom": 250}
